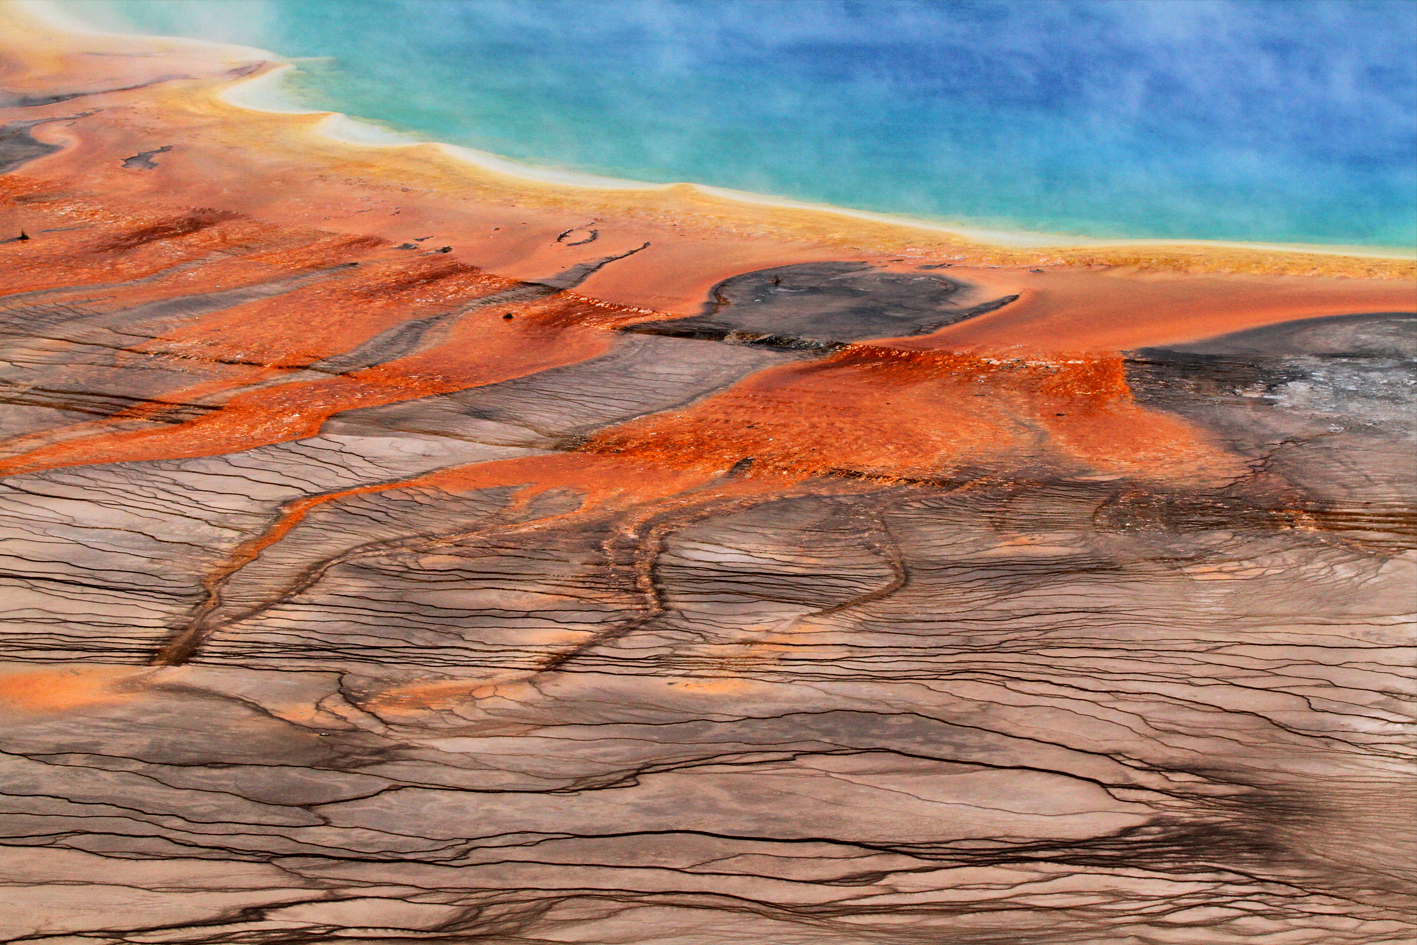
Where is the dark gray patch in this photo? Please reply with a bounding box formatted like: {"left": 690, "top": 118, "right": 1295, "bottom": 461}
{"left": 120, "top": 145, "right": 172, "bottom": 170}
{"left": 557, "top": 226, "right": 598, "bottom": 246}
{"left": 1144, "top": 310, "right": 1417, "bottom": 361}
{"left": 624, "top": 261, "right": 1017, "bottom": 347}
{"left": 1126, "top": 311, "right": 1417, "bottom": 550}
{"left": 1127, "top": 311, "right": 1417, "bottom": 415}
{"left": 0, "top": 121, "right": 62, "bottom": 174}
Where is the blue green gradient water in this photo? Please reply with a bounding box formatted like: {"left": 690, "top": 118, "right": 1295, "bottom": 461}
{"left": 52, "top": 0, "right": 1417, "bottom": 247}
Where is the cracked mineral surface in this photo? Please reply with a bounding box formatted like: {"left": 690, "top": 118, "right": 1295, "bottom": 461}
{"left": 0, "top": 9, "right": 1414, "bottom": 945}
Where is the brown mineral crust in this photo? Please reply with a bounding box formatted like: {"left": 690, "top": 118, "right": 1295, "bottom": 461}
{"left": 3, "top": 12, "right": 1417, "bottom": 945}
{"left": 199, "top": 449, "right": 748, "bottom": 601}
{"left": 154, "top": 449, "right": 804, "bottom": 669}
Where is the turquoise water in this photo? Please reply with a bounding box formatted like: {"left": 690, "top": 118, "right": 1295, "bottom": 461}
{"left": 52, "top": 0, "right": 1417, "bottom": 247}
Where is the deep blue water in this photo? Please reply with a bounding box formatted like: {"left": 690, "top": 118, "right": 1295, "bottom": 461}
{"left": 53, "top": 0, "right": 1417, "bottom": 247}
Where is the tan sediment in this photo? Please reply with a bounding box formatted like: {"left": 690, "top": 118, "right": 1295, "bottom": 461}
{"left": 0, "top": 665, "right": 149, "bottom": 712}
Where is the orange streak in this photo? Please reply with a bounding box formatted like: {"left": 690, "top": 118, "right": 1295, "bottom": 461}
{"left": 917, "top": 266, "right": 1417, "bottom": 355}
{"left": 212, "top": 449, "right": 731, "bottom": 593}
{"left": 0, "top": 666, "right": 148, "bottom": 714}
{"left": 585, "top": 344, "right": 1245, "bottom": 486}
{"left": 0, "top": 295, "right": 650, "bottom": 477}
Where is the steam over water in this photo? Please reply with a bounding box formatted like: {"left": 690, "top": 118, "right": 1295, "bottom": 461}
{"left": 4, "top": 2, "right": 1417, "bottom": 941}
{"left": 53, "top": 0, "right": 1417, "bottom": 247}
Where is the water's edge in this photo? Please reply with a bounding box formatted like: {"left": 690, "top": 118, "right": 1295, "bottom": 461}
{"left": 22, "top": 0, "right": 1417, "bottom": 261}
